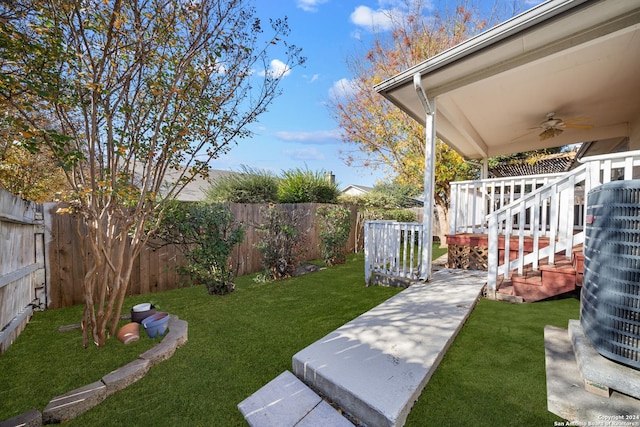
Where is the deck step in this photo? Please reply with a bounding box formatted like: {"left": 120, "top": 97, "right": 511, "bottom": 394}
{"left": 505, "top": 260, "right": 578, "bottom": 302}
{"left": 498, "top": 249, "right": 584, "bottom": 302}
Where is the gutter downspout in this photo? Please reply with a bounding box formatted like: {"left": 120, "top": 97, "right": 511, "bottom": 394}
{"left": 414, "top": 73, "right": 435, "bottom": 282}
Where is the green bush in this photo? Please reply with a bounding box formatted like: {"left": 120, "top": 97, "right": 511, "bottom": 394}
{"left": 317, "top": 205, "right": 352, "bottom": 266}
{"left": 338, "top": 183, "right": 421, "bottom": 209}
{"left": 255, "top": 204, "right": 308, "bottom": 281}
{"left": 157, "top": 202, "right": 244, "bottom": 295}
{"left": 360, "top": 208, "right": 417, "bottom": 222}
{"left": 205, "top": 165, "right": 279, "bottom": 203}
{"left": 278, "top": 168, "right": 339, "bottom": 203}
{"left": 337, "top": 193, "right": 364, "bottom": 206}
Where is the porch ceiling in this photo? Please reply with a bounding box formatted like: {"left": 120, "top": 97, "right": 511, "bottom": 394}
{"left": 375, "top": 0, "right": 640, "bottom": 160}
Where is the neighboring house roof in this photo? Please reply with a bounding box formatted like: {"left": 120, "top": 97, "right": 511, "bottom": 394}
{"left": 134, "top": 164, "right": 234, "bottom": 202}
{"left": 341, "top": 184, "right": 374, "bottom": 196}
{"left": 166, "top": 168, "right": 234, "bottom": 202}
{"left": 489, "top": 152, "right": 576, "bottom": 178}
{"left": 375, "top": 0, "right": 640, "bottom": 160}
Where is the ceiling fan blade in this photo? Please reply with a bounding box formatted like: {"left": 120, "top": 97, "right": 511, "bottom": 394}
{"left": 511, "top": 130, "right": 536, "bottom": 141}
{"left": 564, "top": 123, "right": 594, "bottom": 130}
{"left": 564, "top": 116, "right": 590, "bottom": 123}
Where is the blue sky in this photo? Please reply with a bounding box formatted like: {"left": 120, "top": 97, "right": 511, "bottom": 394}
{"left": 209, "top": 0, "right": 542, "bottom": 190}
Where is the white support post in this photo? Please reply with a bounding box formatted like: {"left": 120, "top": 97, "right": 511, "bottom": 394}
{"left": 414, "top": 73, "right": 435, "bottom": 282}
{"left": 419, "top": 106, "right": 436, "bottom": 281}
{"left": 364, "top": 221, "right": 371, "bottom": 285}
{"left": 487, "top": 213, "right": 498, "bottom": 297}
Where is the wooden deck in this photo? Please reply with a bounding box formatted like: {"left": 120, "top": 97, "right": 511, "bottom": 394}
{"left": 446, "top": 233, "right": 583, "bottom": 302}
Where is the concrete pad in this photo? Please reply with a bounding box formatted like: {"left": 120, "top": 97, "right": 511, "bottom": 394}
{"left": 296, "top": 400, "right": 354, "bottom": 427}
{"left": 238, "top": 371, "right": 352, "bottom": 427}
{"left": 42, "top": 381, "right": 107, "bottom": 424}
{"left": 293, "top": 268, "right": 485, "bottom": 427}
{"left": 102, "top": 357, "right": 151, "bottom": 396}
{"left": 0, "top": 408, "right": 41, "bottom": 427}
{"left": 569, "top": 320, "right": 640, "bottom": 400}
{"left": 544, "top": 325, "right": 640, "bottom": 423}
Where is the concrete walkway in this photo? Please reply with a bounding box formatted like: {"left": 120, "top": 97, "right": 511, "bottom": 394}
{"left": 239, "top": 267, "right": 486, "bottom": 427}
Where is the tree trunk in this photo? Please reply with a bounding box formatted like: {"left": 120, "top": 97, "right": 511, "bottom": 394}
{"left": 79, "top": 212, "right": 139, "bottom": 347}
{"left": 435, "top": 202, "right": 449, "bottom": 249}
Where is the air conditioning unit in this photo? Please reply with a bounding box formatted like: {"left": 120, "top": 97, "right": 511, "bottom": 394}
{"left": 581, "top": 180, "right": 640, "bottom": 369}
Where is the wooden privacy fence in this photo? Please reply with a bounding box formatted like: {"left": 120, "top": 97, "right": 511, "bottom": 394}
{"left": 46, "top": 203, "right": 359, "bottom": 309}
{"left": 0, "top": 189, "right": 46, "bottom": 354}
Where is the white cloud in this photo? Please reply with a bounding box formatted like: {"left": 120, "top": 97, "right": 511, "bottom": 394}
{"left": 350, "top": 5, "right": 402, "bottom": 32}
{"left": 282, "top": 147, "right": 325, "bottom": 161}
{"left": 259, "top": 59, "right": 292, "bottom": 79}
{"left": 274, "top": 129, "right": 342, "bottom": 143}
{"left": 296, "top": 0, "right": 329, "bottom": 12}
{"left": 329, "top": 78, "right": 358, "bottom": 100}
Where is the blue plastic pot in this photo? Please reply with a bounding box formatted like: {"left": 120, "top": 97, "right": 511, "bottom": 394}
{"left": 142, "top": 312, "right": 170, "bottom": 338}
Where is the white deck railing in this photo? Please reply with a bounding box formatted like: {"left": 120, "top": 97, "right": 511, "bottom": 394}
{"left": 363, "top": 150, "right": 640, "bottom": 290}
{"left": 486, "top": 150, "right": 640, "bottom": 294}
{"left": 449, "top": 172, "right": 566, "bottom": 234}
{"left": 364, "top": 220, "right": 424, "bottom": 285}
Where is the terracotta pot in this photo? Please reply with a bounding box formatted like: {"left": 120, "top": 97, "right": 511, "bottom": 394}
{"left": 117, "top": 322, "right": 140, "bottom": 345}
{"left": 142, "top": 312, "right": 170, "bottom": 338}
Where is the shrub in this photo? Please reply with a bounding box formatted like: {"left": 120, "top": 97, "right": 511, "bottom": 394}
{"left": 255, "top": 204, "right": 308, "bottom": 281}
{"left": 205, "top": 165, "right": 279, "bottom": 203}
{"left": 360, "top": 208, "right": 417, "bottom": 223}
{"left": 278, "top": 168, "right": 339, "bottom": 203}
{"left": 337, "top": 193, "right": 364, "bottom": 206}
{"left": 338, "top": 182, "right": 421, "bottom": 209}
{"left": 317, "top": 205, "right": 352, "bottom": 266}
{"left": 157, "top": 202, "right": 244, "bottom": 295}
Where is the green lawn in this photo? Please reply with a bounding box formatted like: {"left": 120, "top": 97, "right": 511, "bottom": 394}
{"left": 406, "top": 297, "right": 578, "bottom": 426}
{"left": 0, "top": 248, "right": 578, "bottom": 426}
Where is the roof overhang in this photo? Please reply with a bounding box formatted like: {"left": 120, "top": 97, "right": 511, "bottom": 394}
{"left": 375, "top": 0, "right": 640, "bottom": 160}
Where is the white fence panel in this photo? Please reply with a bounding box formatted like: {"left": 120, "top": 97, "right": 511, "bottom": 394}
{"left": 364, "top": 220, "right": 424, "bottom": 285}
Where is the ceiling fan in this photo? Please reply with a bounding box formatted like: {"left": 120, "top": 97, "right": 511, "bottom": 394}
{"left": 534, "top": 112, "right": 593, "bottom": 141}
{"left": 513, "top": 112, "right": 594, "bottom": 141}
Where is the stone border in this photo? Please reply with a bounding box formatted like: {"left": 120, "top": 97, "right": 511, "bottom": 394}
{"left": 0, "top": 315, "right": 188, "bottom": 427}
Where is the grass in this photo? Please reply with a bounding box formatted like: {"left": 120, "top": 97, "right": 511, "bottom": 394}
{"left": 406, "top": 297, "right": 579, "bottom": 426}
{"left": 0, "top": 246, "right": 579, "bottom": 426}
{"left": 0, "top": 253, "right": 401, "bottom": 424}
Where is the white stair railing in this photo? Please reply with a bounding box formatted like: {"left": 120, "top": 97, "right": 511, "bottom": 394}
{"left": 486, "top": 150, "right": 640, "bottom": 295}
{"left": 364, "top": 220, "right": 424, "bottom": 285}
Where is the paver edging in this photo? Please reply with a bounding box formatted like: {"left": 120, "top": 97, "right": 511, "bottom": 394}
{"left": 0, "top": 315, "right": 187, "bottom": 426}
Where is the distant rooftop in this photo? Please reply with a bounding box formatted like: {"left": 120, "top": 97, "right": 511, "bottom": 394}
{"left": 489, "top": 152, "right": 576, "bottom": 178}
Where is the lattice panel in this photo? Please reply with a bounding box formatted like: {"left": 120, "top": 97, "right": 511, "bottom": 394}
{"left": 448, "top": 244, "right": 488, "bottom": 271}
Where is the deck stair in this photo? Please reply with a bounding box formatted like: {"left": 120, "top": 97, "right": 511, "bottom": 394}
{"left": 498, "top": 246, "right": 583, "bottom": 302}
